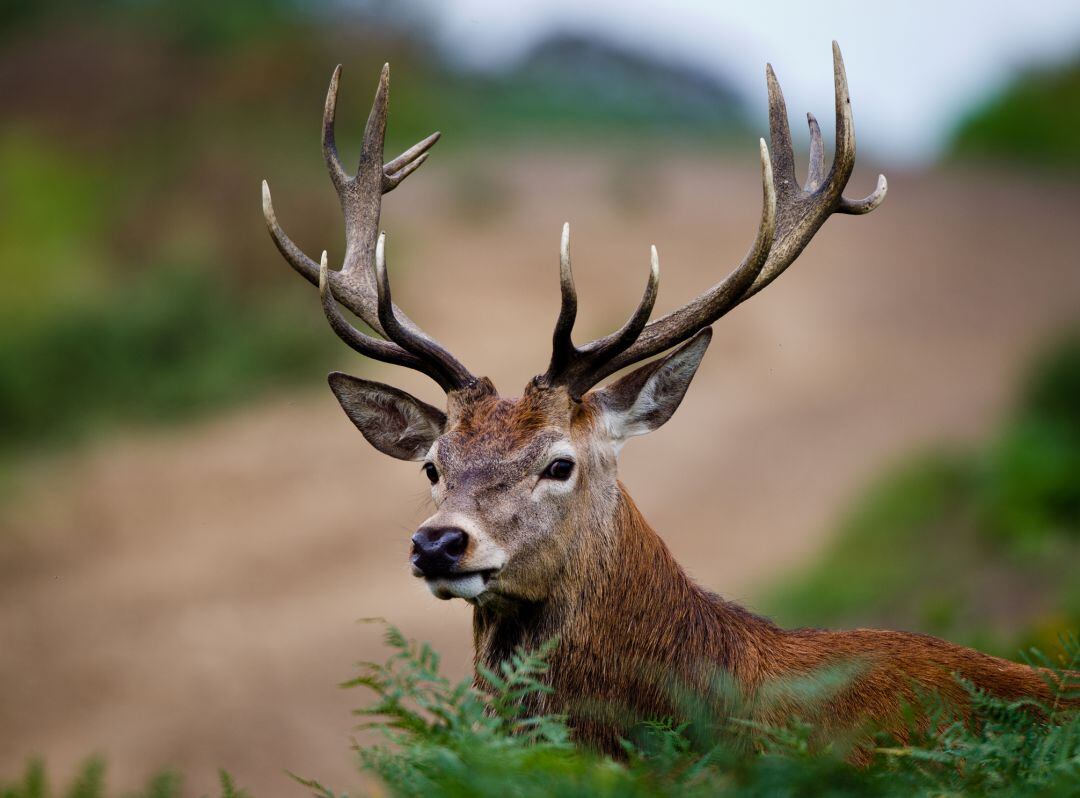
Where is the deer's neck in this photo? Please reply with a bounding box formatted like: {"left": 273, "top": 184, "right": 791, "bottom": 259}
{"left": 471, "top": 484, "right": 777, "bottom": 740}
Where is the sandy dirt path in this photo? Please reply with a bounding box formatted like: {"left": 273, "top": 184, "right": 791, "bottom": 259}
{"left": 2, "top": 153, "right": 1079, "bottom": 795}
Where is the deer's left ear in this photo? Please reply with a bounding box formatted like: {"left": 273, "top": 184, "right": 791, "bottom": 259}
{"left": 593, "top": 328, "right": 712, "bottom": 446}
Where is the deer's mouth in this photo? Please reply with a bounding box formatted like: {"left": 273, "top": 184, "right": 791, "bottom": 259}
{"left": 424, "top": 568, "right": 500, "bottom": 601}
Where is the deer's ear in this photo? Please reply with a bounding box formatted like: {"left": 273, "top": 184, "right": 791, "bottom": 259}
{"left": 593, "top": 329, "right": 712, "bottom": 446}
{"left": 328, "top": 372, "right": 447, "bottom": 461}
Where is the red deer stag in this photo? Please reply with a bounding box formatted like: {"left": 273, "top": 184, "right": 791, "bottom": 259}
{"left": 262, "top": 44, "right": 1067, "bottom": 758}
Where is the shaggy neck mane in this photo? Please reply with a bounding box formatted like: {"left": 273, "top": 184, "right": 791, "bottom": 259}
{"left": 471, "top": 483, "right": 780, "bottom": 745}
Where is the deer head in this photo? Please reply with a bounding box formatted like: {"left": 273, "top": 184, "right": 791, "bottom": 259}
{"left": 261, "top": 44, "right": 886, "bottom": 608}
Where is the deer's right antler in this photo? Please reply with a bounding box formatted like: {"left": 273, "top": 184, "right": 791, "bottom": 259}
{"left": 262, "top": 65, "right": 477, "bottom": 392}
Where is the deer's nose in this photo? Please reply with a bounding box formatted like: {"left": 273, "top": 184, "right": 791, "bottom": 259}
{"left": 411, "top": 527, "right": 469, "bottom": 577}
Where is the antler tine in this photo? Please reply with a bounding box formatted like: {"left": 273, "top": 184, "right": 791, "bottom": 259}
{"left": 805, "top": 113, "right": 826, "bottom": 193}
{"left": 383, "top": 132, "right": 440, "bottom": 192}
{"left": 825, "top": 41, "right": 856, "bottom": 195}
{"left": 264, "top": 63, "right": 476, "bottom": 392}
{"left": 333, "top": 64, "right": 440, "bottom": 331}
{"left": 263, "top": 179, "right": 320, "bottom": 285}
{"left": 540, "top": 224, "right": 661, "bottom": 398}
{"left": 373, "top": 234, "right": 477, "bottom": 392}
{"left": 359, "top": 63, "right": 389, "bottom": 178}
{"left": 580, "top": 244, "right": 659, "bottom": 363}
{"left": 548, "top": 223, "right": 579, "bottom": 377}
{"left": 323, "top": 65, "right": 348, "bottom": 190}
{"left": 765, "top": 64, "right": 798, "bottom": 199}
{"left": 839, "top": 174, "right": 888, "bottom": 214}
{"left": 318, "top": 251, "right": 427, "bottom": 371}
{"left": 591, "top": 137, "right": 776, "bottom": 380}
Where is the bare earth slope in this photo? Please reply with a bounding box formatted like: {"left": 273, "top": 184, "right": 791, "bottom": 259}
{"left": 2, "top": 154, "right": 1079, "bottom": 795}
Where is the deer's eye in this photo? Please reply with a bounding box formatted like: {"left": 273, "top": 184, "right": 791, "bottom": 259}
{"left": 542, "top": 458, "right": 575, "bottom": 481}
{"left": 423, "top": 463, "right": 439, "bottom": 485}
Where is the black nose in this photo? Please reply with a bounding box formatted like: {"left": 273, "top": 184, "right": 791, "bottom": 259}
{"left": 411, "top": 527, "right": 468, "bottom": 577}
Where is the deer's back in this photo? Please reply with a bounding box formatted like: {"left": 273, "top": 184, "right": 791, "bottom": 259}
{"left": 758, "top": 626, "right": 1062, "bottom": 752}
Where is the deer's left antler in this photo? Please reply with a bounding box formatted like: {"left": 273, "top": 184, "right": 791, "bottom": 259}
{"left": 541, "top": 42, "right": 887, "bottom": 398}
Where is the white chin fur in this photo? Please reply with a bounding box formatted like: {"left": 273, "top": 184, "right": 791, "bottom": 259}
{"left": 425, "top": 574, "right": 487, "bottom": 601}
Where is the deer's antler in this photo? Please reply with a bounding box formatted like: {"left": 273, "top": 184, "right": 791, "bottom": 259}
{"left": 262, "top": 64, "right": 477, "bottom": 392}
{"left": 540, "top": 42, "right": 886, "bottom": 398}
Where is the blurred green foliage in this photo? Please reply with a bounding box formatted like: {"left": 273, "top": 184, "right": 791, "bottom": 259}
{"left": 0, "top": 759, "right": 248, "bottom": 798}
{"left": 0, "top": 134, "right": 111, "bottom": 321}
{"left": 0, "top": 100, "right": 334, "bottom": 463}
{"left": 0, "top": 265, "right": 332, "bottom": 457}
{"left": 950, "top": 56, "right": 1080, "bottom": 168}
{"left": 978, "top": 333, "right": 1080, "bottom": 547}
{"left": 0, "top": 0, "right": 298, "bottom": 49}
{"left": 764, "top": 329, "right": 1080, "bottom": 656}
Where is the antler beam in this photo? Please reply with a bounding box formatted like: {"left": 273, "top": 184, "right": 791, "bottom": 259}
{"left": 541, "top": 42, "right": 885, "bottom": 395}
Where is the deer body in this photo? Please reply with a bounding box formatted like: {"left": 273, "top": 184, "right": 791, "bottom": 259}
{"left": 262, "top": 43, "right": 1065, "bottom": 760}
{"left": 474, "top": 481, "right": 1052, "bottom": 757}
{"left": 450, "top": 387, "right": 1055, "bottom": 757}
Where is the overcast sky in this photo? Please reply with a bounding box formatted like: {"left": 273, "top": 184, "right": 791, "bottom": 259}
{"left": 413, "top": 0, "right": 1080, "bottom": 163}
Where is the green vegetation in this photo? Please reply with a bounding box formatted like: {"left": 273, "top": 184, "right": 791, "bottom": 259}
{"left": 949, "top": 56, "right": 1080, "bottom": 169}
{"left": 0, "top": 264, "right": 333, "bottom": 458}
{"left": 322, "top": 626, "right": 1079, "bottom": 797}
{"left": 764, "top": 330, "right": 1080, "bottom": 657}
{"left": 9, "top": 626, "right": 1077, "bottom": 797}
{"left": 0, "top": 760, "right": 246, "bottom": 798}
{"left": 0, "top": 125, "right": 334, "bottom": 468}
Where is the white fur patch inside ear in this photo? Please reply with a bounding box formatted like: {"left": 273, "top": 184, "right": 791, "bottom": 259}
{"left": 605, "top": 375, "right": 663, "bottom": 442}
{"left": 599, "top": 331, "right": 711, "bottom": 449}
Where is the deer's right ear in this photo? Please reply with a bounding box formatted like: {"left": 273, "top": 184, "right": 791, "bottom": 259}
{"left": 328, "top": 372, "right": 447, "bottom": 461}
{"left": 593, "top": 329, "right": 712, "bottom": 447}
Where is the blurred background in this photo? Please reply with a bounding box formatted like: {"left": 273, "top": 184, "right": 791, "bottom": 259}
{"left": 1, "top": 0, "right": 1078, "bottom": 795}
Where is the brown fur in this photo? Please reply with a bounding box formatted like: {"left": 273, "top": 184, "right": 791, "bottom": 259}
{"left": 330, "top": 366, "right": 1074, "bottom": 760}
{"left": 449, "top": 387, "right": 1071, "bottom": 759}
